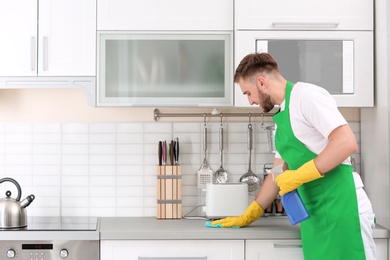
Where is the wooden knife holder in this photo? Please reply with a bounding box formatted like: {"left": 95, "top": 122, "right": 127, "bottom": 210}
{"left": 156, "top": 165, "right": 182, "bottom": 219}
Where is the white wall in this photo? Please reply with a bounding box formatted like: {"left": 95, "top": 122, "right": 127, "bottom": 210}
{"left": 360, "top": 0, "right": 390, "bottom": 229}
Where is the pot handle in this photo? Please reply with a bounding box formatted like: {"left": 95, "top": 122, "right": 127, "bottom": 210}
{"left": 0, "top": 177, "right": 21, "bottom": 201}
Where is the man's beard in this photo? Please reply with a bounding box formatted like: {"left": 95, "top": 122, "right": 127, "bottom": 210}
{"left": 261, "top": 92, "right": 274, "bottom": 112}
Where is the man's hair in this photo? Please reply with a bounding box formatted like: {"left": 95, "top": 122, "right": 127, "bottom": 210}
{"left": 234, "top": 53, "right": 279, "bottom": 83}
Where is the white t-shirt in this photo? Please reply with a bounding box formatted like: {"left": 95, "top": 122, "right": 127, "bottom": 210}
{"left": 276, "top": 82, "right": 348, "bottom": 162}
{"left": 275, "top": 82, "right": 371, "bottom": 213}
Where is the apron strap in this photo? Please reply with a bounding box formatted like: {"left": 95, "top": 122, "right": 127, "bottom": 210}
{"left": 285, "top": 81, "right": 293, "bottom": 108}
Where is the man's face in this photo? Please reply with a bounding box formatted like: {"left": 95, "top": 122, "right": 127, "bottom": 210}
{"left": 238, "top": 77, "right": 274, "bottom": 112}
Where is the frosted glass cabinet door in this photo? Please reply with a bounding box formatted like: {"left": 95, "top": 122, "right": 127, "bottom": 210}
{"left": 234, "top": 30, "right": 374, "bottom": 107}
{"left": 256, "top": 40, "right": 353, "bottom": 95}
{"left": 98, "top": 33, "right": 233, "bottom": 106}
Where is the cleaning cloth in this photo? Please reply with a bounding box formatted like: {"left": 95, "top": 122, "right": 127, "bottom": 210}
{"left": 205, "top": 221, "right": 240, "bottom": 228}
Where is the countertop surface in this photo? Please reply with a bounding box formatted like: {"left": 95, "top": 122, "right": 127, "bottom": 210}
{"left": 0, "top": 217, "right": 388, "bottom": 241}
{"left": 100, "top": 216, "right": 390, "bottom": 240}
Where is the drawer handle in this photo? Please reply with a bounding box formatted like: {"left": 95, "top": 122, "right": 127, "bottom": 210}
{"left": 272, "top": 22, "right": 340, "bottom": 29}
{"left": 273, "top": 244, "right": 302, "bottom": 249}
{"left": 42, "top": 36, "right": 49, "bottom": 71}
{"left": 139, "top": 258, "right": 207, "bottom": 260}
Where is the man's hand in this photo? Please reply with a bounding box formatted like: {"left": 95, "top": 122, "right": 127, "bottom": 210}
{"left": 207, "top": 201, "right": 264, "bottom": 228}
{"left": 275, "top": 159, "right": 323, "bottom": 195}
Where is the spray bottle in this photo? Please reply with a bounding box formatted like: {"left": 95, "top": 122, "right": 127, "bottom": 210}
{"left": 271, "top": 165, "right": 310, "bottom": 225}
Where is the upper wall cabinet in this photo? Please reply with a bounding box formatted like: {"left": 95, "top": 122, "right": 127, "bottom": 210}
{"left": 235, "top": 0, "right": 373, "bottom": 31}
{"left": 97, "top": 0, "right": 233, "bottom": 31}
{"left": 96, "top": 0, "right": 234, "bottom": 107}
{"left": 0, "top": 0, "right": 96, "bottom": 77}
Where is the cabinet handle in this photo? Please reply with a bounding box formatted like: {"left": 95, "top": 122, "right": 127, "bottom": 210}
{"left": 272, "top": 22, "right": 339, "bottom": 29}
{"left": 138, "top": 256, "right": 207, "bottom": 260}
{"left": 43, "top": 36, "right": 49, "bottom": 71}
{"left": 273, "top": 244, "right": 302, "bottom": 249}
{"left": 30, "top": 37, "right": 36, "bottom": 72}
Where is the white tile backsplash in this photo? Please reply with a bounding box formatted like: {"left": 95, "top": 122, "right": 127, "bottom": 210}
{"left": 62, "top": 123, "right": 89, "bottom": 133}
{"left": 33, "top": 144, "right": 61, "bottom": 155}
{"left": 33, "top": 133, "right": 61, "bottom": 143}
{"left": 33, "top": 123, "right": 61, "bottom": 133}
{"left": 5, "top": 123, "right": 33, "bottom": 133}
{"left": 6, "top": 134, "right": 32, "bottom": 144}
{"left": 62, "top": 144, "right": 88, "bottom": 155}
{"left": 0, "top": 121, "right": 361, "bottom": 218}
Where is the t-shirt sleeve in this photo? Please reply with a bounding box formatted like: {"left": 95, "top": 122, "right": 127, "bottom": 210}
{"left": 300, "top": 87, "right": 347, "bottom": 139}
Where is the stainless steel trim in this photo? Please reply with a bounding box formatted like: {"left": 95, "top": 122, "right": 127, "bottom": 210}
{"left": 153, "top": 108, "right": 277, "bottom": 122}
{"left": 0, "top": 240, "right": 99, "bottom": 260}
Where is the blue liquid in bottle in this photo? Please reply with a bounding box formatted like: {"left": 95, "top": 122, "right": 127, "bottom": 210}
{"left": 282, "top": 190, "right": 309, "bottom": 225}
{"left": 271, "top": 165, "right": 310, "bottom": 226}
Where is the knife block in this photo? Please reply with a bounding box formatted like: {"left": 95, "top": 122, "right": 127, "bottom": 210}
{"left": 156, "top": 165, "right": 182, "bottom": 219}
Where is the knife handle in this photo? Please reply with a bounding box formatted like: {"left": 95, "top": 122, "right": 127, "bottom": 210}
{"left": 158, "top": 141, "right": 162, "bottom": 166}
{"left": 162, "top": 141, "right": 167, "bottom": 165}
{"left": 174, "top": 137, "right": 179, "bottom": 165}
{"left": 170, "top": 140, "right": 174, "bottom": 165}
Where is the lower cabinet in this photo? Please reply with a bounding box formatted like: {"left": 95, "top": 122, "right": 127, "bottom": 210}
{"left": 246, "top": 239, "right": 388, "bottom": 260}
{"left": 375, "top": 239, "right": 389, "bottom": 260}
{"left": 101, "top": 238, "right": 388, "bottom": 260}
{"left": 246, "top": 240, "right": 304, "bottom": 260}
{"left": 101, "top": 240, "right": 244, "bottom": 260}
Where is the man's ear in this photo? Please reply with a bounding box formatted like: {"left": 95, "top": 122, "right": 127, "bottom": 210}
{"left": 256, "top": 75, "right": 267, "bottom": 92}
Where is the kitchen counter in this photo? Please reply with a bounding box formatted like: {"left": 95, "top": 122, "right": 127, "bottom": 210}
{"left": 100, "top": 216, "right": 390, "bottom": 240}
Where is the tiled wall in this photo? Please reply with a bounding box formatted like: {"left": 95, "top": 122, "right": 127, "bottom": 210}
{"left": 0, "top": 121, "right": 360, "bottom": 217}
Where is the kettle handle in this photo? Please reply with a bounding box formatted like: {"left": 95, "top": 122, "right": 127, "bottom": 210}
{"left": 0, "top": 177, "right": 21, "bottom": 201}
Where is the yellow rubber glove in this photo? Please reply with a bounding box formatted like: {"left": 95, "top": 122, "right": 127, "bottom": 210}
{"left": 210, "top": 201, "right": 264, "bottom": 228}
{"left": 275, "top": 159, "right": 323, "bottom": 196}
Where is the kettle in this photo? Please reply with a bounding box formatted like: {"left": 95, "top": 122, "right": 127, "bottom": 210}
{"left": 0, "top": 177, "right": 35, "bottom": 229}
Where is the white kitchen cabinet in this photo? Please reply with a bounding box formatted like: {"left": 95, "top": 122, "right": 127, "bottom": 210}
{"left": 246, "top": 240, "right": 304, "bottom": 260}
{"left": 235, "top": 0, "right": 373, "bottom": 31}
{"left": 97, "top": 0, "right": 233, "bottom": 31}
{"left": 246, "top": 239, "right": 388, "bottom": 260}
{"left": 374, "top": 239, "right": 389, "bottom": 260}
{"left": 0, "top": 0, "right": 96, "bottom": 77}
{"left": 101, "top": 240, "right": 244, "bottom": 260}
{"left": 0, "top": 0, "right": 37, "bottom": 76}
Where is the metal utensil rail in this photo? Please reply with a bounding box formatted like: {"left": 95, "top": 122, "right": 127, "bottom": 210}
{"left": 153, "top": 108, "right": 276, "bottom": 121}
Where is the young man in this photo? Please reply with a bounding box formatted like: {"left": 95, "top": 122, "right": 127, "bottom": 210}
{"left": 209, "top": 53, "right": 376, "bottom": 260}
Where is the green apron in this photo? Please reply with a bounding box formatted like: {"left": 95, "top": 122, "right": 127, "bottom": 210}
{"left": 273, "top": 82, "right": 366, "bottom": 260}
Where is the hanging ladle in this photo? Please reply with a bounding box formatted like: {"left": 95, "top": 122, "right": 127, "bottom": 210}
{"left": 240, "top": 114, "right": 261, "bottom": 192}
{"left": 214, "top": 114, "right": 228, "bottom": 183}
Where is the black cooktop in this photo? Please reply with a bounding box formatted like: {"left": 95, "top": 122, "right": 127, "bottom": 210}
{"left": 22, "top": 217, "right": 98, "bottom": 231}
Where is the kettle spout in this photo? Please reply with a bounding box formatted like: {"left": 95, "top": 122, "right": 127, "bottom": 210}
{"left": 20, "top": 194, "right": 35, "bottom": 208}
